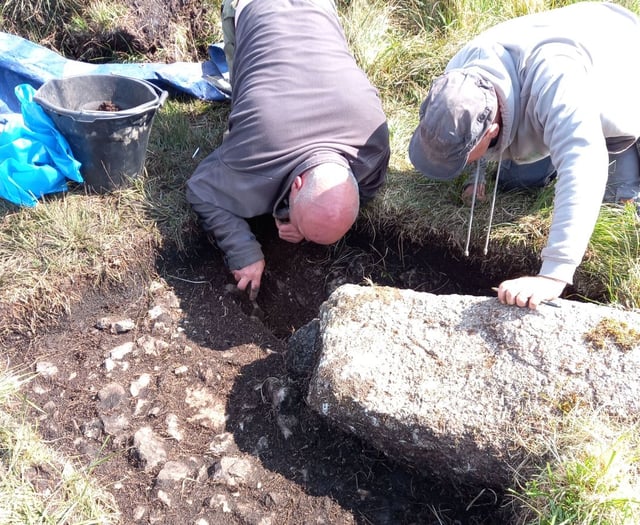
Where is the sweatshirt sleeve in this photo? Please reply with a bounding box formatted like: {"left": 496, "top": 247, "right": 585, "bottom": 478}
{"left": 186, "top": 186, "right": 265, "bottom": 270}
{"left": 185, "top": 147, "right": 272, "bottom": 271}
{"left": 354, "top": 123, "right": 390, "bottom": 204}
{"left": 532, "top": 56, "right": 608, "bottom": 284}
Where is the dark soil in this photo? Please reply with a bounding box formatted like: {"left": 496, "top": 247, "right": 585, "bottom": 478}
{"left": 97, "top": 101, "right": 122, "bottom": 111}
{"left": 2, "top": 216, "right": 513, "bottom": 525}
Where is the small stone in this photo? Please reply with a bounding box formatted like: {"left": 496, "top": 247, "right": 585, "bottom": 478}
{"left": 101, "top": 413, "right": 130, "bottom": 435}
{"left": 148, "top": 305, "right": 167, "bottom": 321}
{"left": 156, "top": 489, "right": 171, "bottom": 506}
{"left": 110, "top": 341, "right": 135, "bottom": 360}
{"left": 113, "top": 319, "right": 135, "bottom": 333}
{"left": 97, "top": 383, "right": 126, "bottom": 410}
{"left": 156, "top": 461, "right": 191, "bottom": 487}
{"left": 152, "top": 321, "right": 170, "bottom": 336}
{"left": 133, "top": 506, "right": 146, "bottom": 521}
{"left": 133, "top": 426, "right": 167, "bottom": 471}
{"left": 211, "top": 457, "right": 256, "bottom": 487}
{"left": 148, "top": 280, "right": 164, "bottom": 294}
{"left": 165, "top": 413, "right": 183, "bottom": 441}
{"left": 81, "top": 419, "right": 103, "bottom": 440}
{"left": 95, "top": 317, "right": 112, "bottom": 330}
{"left": 209, "top": 494, "right": 231, "bottom": 513}
{"left": 35, "top": 361, "right": 58, "bottom": 378}
{"left": 130, "top": 373, "right": 152, "bottom": 397}
{"left": 133, "top": 398, "right": 149, "bottom": 417}
{"left": 208, "top": 432, "right": 235, "bottom": 456}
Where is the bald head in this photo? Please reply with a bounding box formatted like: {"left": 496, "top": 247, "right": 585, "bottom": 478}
{"left": 289, "top": 163, "right": 360, "bottom": 245}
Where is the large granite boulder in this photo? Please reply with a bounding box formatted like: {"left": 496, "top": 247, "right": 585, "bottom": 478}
{"left": 288, "top": 284, "right": 640, "bottom": 487}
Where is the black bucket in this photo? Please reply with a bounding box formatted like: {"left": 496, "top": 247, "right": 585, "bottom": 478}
{"left": 34, "top": 74, "right": 168, "bottom": 193}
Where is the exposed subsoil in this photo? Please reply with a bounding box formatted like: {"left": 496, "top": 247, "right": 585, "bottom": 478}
{"left": 60, "top": 0, "right": 216, "bottom": 63}
{"left": 1, "top": 217, "right": 515, "bottom": 525}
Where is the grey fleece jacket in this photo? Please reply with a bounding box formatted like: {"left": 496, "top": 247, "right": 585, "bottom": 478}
{"left": 186, "top": 0, "right": 390, "bottom": 271}
{"left": 446, "top": 1, "right": 640, "bottom": 284}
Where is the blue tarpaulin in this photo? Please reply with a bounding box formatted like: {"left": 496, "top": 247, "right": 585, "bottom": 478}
{"left": 0, "top": 84, "right": 83, "bottom": 206}
{"left": 0, "top": 32, "right": 229, "bottom": 115}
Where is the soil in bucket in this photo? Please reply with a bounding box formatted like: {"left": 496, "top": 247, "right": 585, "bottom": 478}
{"left": 34, "top": 75, "right": 167, "bottom": 193}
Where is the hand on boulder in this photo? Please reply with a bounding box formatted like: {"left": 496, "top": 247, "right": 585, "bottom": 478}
{"left": 496, "top": 275, "right": 566, "bottom": 310}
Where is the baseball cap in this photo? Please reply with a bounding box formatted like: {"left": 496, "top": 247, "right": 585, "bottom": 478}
{"left": 408, "top": 69, "right": 497, "bottom": 180}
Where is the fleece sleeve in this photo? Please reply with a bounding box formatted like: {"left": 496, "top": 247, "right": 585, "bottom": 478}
{"left": 532, "top": 56, "right": 609, "bottom": 284}
{"left": 186, "top": 186, "right": 265, "bottom": 270}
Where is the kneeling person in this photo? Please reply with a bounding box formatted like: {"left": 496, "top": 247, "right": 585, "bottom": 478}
{"left": 187, "top": 0, "right": 390, "bottom": 300}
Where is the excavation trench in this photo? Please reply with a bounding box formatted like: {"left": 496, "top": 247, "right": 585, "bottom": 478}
{"left": 165, "top": 216, "right": 517, "bottom": 341}
{"left": 2, "top": 216, "right": 542, "bottom": 524}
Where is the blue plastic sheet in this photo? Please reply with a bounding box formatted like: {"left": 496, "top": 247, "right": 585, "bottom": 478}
{"left": 0, "top": 84, "right": 83, "bottom": 207}
{"left": 0, "top": 32, "right": 228, "bottom": 115}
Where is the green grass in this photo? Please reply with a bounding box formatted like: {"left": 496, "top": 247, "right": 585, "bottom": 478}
{"left": 0, "top": 0, "right": 84, "bottom": 52}
{"left": 0, "top": 190, "right": 158, "bottom": 334}
{"left": 0, "top": 0, "right": 220, "bottom": 62}
{"left": 581, "top": 203, "right": 640, "bottom": 309}
{"left": 509, "top": 410, "right": 640, "bottom": 525}
{"left": 0, "top": 0, "right": 639, "bottom": 523}
{"left": 69, "top": 0, "right": 128, "bottom": 35}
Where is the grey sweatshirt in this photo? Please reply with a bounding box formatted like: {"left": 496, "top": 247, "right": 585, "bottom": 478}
{"left": 446, "top": 2, "right": 640, "bottom": 283}
{"left": 186, "top": 0, "right": 390, "bottom": 270}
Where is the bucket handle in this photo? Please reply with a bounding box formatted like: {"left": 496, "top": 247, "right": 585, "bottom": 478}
{"left": 59, "top": 78, "right": 168, "bottom": 123}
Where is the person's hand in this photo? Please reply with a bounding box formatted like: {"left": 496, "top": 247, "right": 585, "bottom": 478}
{"left": 232, "top": 259, "right": 265, "bottom": 300}
{"left": 276, "top": 219, "right": 304, "bottom": 243}
{"left": 461, "top": 182, "right": 486, "bottom": 206}
{"left": 496, "top": 275, "right": 567, "bottom": 310}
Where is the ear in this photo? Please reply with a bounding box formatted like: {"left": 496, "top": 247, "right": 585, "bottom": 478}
{"left": 487, "top": 122, "right": 500, "bottom": 139}
{"left": 290, "top": 175, "right": 304, "bottom": 192}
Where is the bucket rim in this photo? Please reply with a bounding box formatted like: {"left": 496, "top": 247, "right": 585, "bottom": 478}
{"left": 34, "top": 74, "right": 168, "bottom": 123}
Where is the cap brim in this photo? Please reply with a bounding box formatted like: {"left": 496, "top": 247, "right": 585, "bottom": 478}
{"left": 408, "top": 125, "right": 467, "bottom": 181}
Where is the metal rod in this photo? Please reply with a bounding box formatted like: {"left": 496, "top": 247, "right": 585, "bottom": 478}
{"left": 464, "top": 162, "right": 481, "bottom": 257}
{"left": 483, "top": 157, "right": 502, "bottom": 255}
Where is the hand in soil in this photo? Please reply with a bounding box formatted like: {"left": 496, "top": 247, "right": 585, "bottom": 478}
{"left": 232, "top": 260, "right": 265, "bottom": 301}
{"left": 224, "top": 283, "right": 265, "bottom": 322}
{"left": 462, "top": 181, "right": 486, "bottom": 205}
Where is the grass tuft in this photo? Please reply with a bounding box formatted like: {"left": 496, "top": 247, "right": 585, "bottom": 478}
{"left": 0, "top": 368, "right": 121, "bottom": 523}
{"left": 579, "top": 203, "right": 640, "bottom": 308}
{"left": 509, "top": 410, "right": 640, "bottom": 525}
{"left": 0, "top": 0, "right": 85, "bottom": 52}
